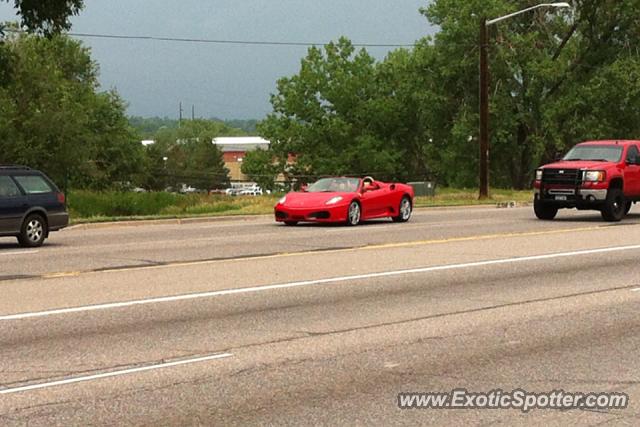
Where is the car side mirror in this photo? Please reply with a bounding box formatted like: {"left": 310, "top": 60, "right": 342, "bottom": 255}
{"left": 390, "top": 184, "right": 396, "bottom": 190}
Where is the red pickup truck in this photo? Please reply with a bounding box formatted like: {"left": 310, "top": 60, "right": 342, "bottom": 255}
{"left": 534, "top": 140, "right": 640, "bottom": 222}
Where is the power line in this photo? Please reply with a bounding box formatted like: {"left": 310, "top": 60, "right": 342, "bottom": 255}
{"left": 68, "top": 32, "right": 418, "bottom": 48}
{"left": 3, "top": 28, "right": 417, "bottom": 48}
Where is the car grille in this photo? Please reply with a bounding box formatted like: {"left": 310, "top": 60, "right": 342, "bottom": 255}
{"left": 542, "top": 169, "right": 582, "bottom": 186}
{"left": 308, "top": 211, "right": 331, "bottom": 220}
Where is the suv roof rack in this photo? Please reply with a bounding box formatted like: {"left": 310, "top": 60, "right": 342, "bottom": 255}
{"left": 0, "top": 165, "right": 31, "bottom": 170}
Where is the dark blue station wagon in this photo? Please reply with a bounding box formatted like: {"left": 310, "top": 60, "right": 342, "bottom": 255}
{"left": 0, "top": 166, "right": 69, "bottom": 247}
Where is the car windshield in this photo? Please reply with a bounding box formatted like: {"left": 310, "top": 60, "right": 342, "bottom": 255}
{"left": 563, "top": 145, "right": 623, "bottom": 162}
{"left": 306, "top": 178, "right": 360, "bottom": 193}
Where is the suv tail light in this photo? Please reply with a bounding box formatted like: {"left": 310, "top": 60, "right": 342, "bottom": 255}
{"left": 57, "top": 192, "right": 66, "bottom": 204}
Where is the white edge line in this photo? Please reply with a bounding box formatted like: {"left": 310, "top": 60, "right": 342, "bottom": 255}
{"left": 3, "top": 244, "right": 640, "bottom": 322}
{"left": 0, "top": 353, "right": 232, "bottom": 395}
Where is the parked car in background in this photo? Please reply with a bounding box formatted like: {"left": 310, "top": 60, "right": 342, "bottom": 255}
{"left": 0, "top": 166, "right": 69, "bottom": 247}
{"left": 225, "top": 183, "right": 264, "bottom": 196}
{"left": 179, "top": 185, "right": 200, "bottom": 194}
{"left": 238, "top": 186, "right": 263, "bottom": 196}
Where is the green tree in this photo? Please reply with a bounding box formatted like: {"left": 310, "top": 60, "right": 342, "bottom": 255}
{"left": 185, "top": 133, "right": 230, "bottom": 190}
{"left": 0, "top": 32, "right": 143, "bottom": 189}
{"left": 241, "top": 149, "right": 279, "bottom": 192}
{"left": 83, "top": 91, "right": 145, "bottom": 189}
{"left": 259, "top": 37, "right": 415, "bottom": 182}
{"left": 143, "top": 119, "right": 232, "bottom": 191}
{"left": 420, "top": 0, "right": 640, "bottom": 188}
{"left": 1, "top": 0, "right": 84, "bottom": 35}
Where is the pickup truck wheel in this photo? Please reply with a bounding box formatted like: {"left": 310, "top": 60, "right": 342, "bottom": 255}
{"left": 601, "top": 188, "right": 626, "bottom": 222}
{"left": 624, "top": 201, "right": 633, "bottom": 215}
{"left": 534, "top": 199, "right": 558, "bottom": 220}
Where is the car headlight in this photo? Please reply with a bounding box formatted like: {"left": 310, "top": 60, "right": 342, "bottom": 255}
{"left": 535, "top": 169, "right": 543, "bottom": 181}
{"left": 325, "top": 196, "right": 343, "bottom": 205}
{"left": 278, "top": 196, "right": 287, "bottom": 204}
{"left": 583, "top": 171, "right": 606, "bottom": 182}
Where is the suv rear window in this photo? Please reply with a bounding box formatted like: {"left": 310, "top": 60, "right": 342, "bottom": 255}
{"left": 0, "top": 176, "right": 22, "bottom": 197}
{"left": 13, "top": 175, "right": 53, "bottom": 194}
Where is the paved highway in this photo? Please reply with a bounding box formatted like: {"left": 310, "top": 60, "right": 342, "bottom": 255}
{"left": 1, "top": 206, "right": 640, "bottom": 425}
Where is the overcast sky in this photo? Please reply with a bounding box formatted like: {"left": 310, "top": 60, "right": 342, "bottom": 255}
{"left": 0, "top": 1, "right": 435, "bottom": 120}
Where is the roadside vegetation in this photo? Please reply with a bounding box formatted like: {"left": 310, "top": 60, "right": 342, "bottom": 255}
{"left": 68, "top": 189, "right": 533, "bottom": 223}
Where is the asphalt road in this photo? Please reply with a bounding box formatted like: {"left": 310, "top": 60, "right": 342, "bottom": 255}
{"left": 1, "top": 206, "right": 640, "bottom": 425}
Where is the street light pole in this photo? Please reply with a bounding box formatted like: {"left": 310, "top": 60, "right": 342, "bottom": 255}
{"left": 479, "top": 18, "right": 490, "bottom": 199}
{"left": 477, "top": 2, "right": 571, "bottom": 200}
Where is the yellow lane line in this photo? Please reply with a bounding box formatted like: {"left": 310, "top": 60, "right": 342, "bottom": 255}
{"left": 362, "top": 225, "right": 606, "bottom": 250}
{"left": 31, "top": 225, "right": 613, "bottom": 280}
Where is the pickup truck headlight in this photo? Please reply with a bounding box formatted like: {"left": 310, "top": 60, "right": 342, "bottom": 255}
{"left": 535, "top": 169, "right": 543, "bottom": 181}
{"left": 325, "top": 196, "right": 343, "bottom": 205}
{"left": 583, "top": 171, "right": 606, "bottom": 182}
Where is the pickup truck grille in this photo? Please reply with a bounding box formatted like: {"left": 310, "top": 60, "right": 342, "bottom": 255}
{"left": 542, "top": 168, "right": 582, "bottom": 186}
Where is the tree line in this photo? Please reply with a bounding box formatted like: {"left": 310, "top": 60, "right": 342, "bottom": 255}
{"left": 4, "top": 1, "right": 640, "bottom": 192}
{"left": 0, "top": 29, "right": 238, "bottom": 191}
{"left": 0, "top": 7, "right": 244, "bottom": 193}
{"left": 247, "top": 0, "right": 640, "bottom": 189}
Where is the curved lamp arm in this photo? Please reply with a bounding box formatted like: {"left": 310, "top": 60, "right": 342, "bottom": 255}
{"left": 487, "top": 2, "right": 570, "bottom": 26}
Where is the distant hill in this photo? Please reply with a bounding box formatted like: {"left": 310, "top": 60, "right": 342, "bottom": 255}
{"left": 217, "top": 119, "right": 258, "bottom": 134}
{"left": 129, "top": 116, "right": 259, "bottom": 139}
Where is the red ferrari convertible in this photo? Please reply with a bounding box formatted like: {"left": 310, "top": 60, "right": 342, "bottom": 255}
{"left": 274, "top": 177, "right": 414, "bottom": 226}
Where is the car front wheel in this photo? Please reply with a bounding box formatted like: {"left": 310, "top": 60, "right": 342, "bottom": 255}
{"left": 18, "top": 214, "right": 47, "bottom": 247}
{"left": 346, "top": 201, "right": 361, "bottom": 226}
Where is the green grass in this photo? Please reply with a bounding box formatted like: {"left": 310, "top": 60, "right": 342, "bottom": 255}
{"left": 67, "top": 190, "right": 281, "bottom": 224}
{"left": 67, "top": 188, "right": 533, "bottom": 224}
{"left": 414, "top": 187, "right": 533, "bottom": 207}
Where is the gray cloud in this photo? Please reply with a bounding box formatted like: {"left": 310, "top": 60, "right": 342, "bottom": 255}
{"left": 0, "top": 0, "right": 435, "bottom": 119}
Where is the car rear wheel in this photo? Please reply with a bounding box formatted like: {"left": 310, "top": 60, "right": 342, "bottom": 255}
{"left": 284, "top": 221, "right": 298, "bottom": 226}
{"left": 624, "top": 201, "right": 633, "bottom": 215}
{"left": 533, "top": 198, "right": 558, "bottom": 220}
{"left": 346, "top": 201, "right": 361, "bottom": 226}
{"left": 601, "top": 188, "right": 626, "bottom": 222}
{"left": 392, "top": 196, "right": 412, "bottom": 223}
{"left": 18, "top": 214, "right": 47, "bottom": 247}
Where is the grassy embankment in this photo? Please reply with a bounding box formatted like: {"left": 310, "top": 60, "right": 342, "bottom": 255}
{"left": 68, "top": 188, "right": 534, "bottom": 224}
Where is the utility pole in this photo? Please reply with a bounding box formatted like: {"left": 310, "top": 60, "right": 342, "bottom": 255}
{"left": 192, "top": 104, "right": 195, "bottom": 120}
{"left": 179, "top": 102, "right": 183, "bottom": 126}
{"left": 479, "top": 18, "right": 490, "bottom": 199}
{"left": 478, "top": 3, "right": 570, "bottom": 200}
